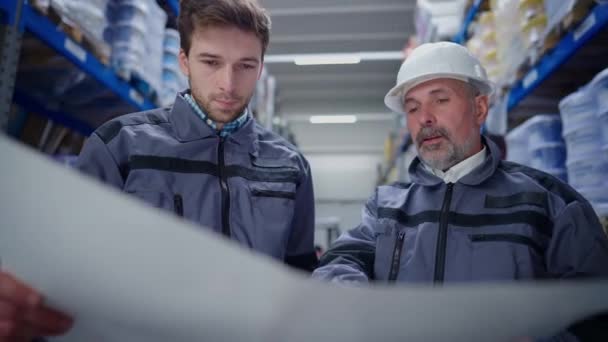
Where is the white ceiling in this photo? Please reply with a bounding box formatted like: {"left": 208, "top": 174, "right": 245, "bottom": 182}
{"left": 259, "top": 0, "right": 417, "bottom": 152}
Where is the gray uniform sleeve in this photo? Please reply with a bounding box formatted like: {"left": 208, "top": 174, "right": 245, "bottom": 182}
{"left": 284, "top": 159, "right": 317, "bottom": 272}
{"left": 546, "top": 200, "right": 608, "bottom": 278}
{"left": 75, "top": 133, "right": 125, "bottom": 189}
{"left": 312, "top": 189, "right": 378, "bottom": 283}
{"left": 545, "top": 200, "right": 608, "bottom": 341}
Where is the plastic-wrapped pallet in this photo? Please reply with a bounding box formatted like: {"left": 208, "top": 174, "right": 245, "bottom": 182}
{"left": 416, "top": 0, "right": 467, "bottom": 40}
{"left": 543, "top": 0, "right": 576, "bottom": 32}
{"left": 178, "top": 71, "right": 188, "bottom": 90}
{"left": 586, "top": 68, "right": 608, "bottom": 209}
{"left": 31, "top": 0, "right": 51, "bottom": 13}
{"left": 518, "top": 0, "right": 547, "bottom": 50}
{"left": 106, "top": 0, "right": 149, "bottom": 80}
{"left": 505, "top": 121, "right": 531, "bottom": 165}
{"left": 559, "top": 86, "right": 604, "bottom": 156}
{"left": 485, "top": 0, "right": 527, "bottom": 86}
{"left": 587, "top": 68, "right": 608, "bottom": 147}
{"left": 105, "top": 0, "right": 166, "bottom": 101}
{"left": 160, "top": 28, "right": 186, "bottom": 107}
{"left": 559, "top": 85, "right": 608, "bottom": 205}
{"left": 50, "top": 0, "right": 112, "bottom": 59}
{"left": 526, "top": 115, "right": 567, "bottom": 182}
{"left": 476, "top": 12, "right": 500, "bottom": 83}
{"left": 506, "top": 114, "right": 567, "bottom": 182}
{"left": 142, "top": 1, "right": 166, "bottom": 99}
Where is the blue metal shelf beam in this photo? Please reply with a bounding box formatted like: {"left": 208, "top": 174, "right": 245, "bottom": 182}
{"left": 20, "top": 4, "right": 155, "bottom": 111}
{"left": 453, "top": 0, "right": 483, "bottom": 44}
{"left": 167, "top": 0, "right": 179, "bottom": 16}
{"left": 507, "top": 3, "right": 608, "bottom": 112}
{"left": 0, "top": 0, "right": 18, "bottom": 25}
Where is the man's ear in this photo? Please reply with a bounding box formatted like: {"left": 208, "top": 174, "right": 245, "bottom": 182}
{"left": 474, "top": 95, "right": 489, "bottom": 126}
{"left": 178, "top": 49, "right": 190, "bottom": 77}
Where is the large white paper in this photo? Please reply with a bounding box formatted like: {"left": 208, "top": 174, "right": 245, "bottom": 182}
{"left": 1, "top": 134, "right": 607, "bottom": 342}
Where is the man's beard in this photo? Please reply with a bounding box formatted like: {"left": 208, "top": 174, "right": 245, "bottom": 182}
{"left": 189, "top": 83, "right": 249, "bottom": 123}
{"left": 415, "top": 126, "right": 477, "bottom": 171}
{"left": 206, "top": 100, "right": 248, "bottom": 121}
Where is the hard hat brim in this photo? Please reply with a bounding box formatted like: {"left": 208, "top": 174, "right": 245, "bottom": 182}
{"left": 384, "top": 73, "right": 494, "bottom": 114}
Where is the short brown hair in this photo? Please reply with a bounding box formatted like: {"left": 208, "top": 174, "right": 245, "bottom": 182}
{"left": 178, "top": 0, "right": 271, "bottom": 57}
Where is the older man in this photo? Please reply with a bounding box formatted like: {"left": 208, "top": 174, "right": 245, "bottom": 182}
{"left": 313, "top": 41, "right": 608, "bottom": 340}
{"left": 314, "top": 41, "right": 608, "bottom": 284}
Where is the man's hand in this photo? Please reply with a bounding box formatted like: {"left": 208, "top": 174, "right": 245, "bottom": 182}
{"left": 0, "top": 271, "right": 73, "bottom": 341}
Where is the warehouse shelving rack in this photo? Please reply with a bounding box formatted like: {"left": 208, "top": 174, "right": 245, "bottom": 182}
{"left": 380, "top": 2, "right": 608, "bottom": 184}
{"left": 453, "top": 0, "right": 484, "bottom": 44}
{"left": 0, "top": 0, "right": 179, "bottom": 136}
{"left": 167, "top": 0, "right": 179, "bottom": 16}
{"left": 455, "top": 1, "right": 608, "bottom": 117}
{"left": 506, "top": 3, "right": 608, "bottom": 111}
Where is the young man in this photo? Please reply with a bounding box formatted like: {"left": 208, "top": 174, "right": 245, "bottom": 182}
{"left": 0, "top": 0, "right": 315, "bottom": 340}
{"left": 313, "top": 42, "right": 608, "bottom": 339}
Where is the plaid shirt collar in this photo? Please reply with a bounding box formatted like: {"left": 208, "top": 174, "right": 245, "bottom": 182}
{"left": 183, "top": 92, "right": 249, "bottom": 138}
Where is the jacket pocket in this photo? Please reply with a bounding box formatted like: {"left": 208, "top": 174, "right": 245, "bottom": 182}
{"left": 173, "top": 193, "right": 184, "bottom": 217}
{"left": 127, "top": 190, "right": 170, "bottom": 208}
{"left": 251, "top": 155, "right": 298, "bottom": 170}
{"left": 373, "top": 224, "right": 398, "bottom": 281}
{"left": 468, "top": 233, "right": 546, "bottom": 280}
{"left": 251, "top": 188, "right": 296, "bottom": 200}
{"left": 249, "top": 155, "right": 300, "bottom": 185}
{"left": 248, "top": 183, "right": 296, "bottom": 248}
{"left": 388, "top": 230, "right": 406, "bottom": 282}
{"left": 469, "top": 233, "right": 544, "bottom": 256}
{"left": 126, "top": 190, "right": 183, "bottom": 217}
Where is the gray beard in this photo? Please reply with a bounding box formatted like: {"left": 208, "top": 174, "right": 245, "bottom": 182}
{"left": 416, "top": 127, "right": 477, "bottom": 171}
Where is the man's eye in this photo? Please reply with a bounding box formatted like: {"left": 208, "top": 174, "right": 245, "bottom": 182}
{"left": 241, "top": 64, "right": 256, "bottom": 70}
{"left": 437, "top": 98, "right": 449, "bottom": 103}
{"left": 407, "top": 107, "right": 418, "bottom": 114}
{"left": 202, "top": 60, "right": 219, "bottom": 66}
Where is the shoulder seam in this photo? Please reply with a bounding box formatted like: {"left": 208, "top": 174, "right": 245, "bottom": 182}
{"left": 96, "top": 113, "right": 169, "bottom": 144}
{"left": 498, "top": 161, "right": 582, "bottom": 205}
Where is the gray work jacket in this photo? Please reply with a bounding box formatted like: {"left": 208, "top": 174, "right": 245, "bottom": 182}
{"left": 76, "top": 93, "right": 317, "bottom": 271}
{"left": 314, "top": 137, "right": 608, "bottom": 282}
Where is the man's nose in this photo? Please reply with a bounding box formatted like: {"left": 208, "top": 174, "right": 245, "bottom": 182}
{"left": 218, "top": 67, "right": 236, "bottom": 93}
{"left": 418, "top": 104, "right": 436, "bottom": 126}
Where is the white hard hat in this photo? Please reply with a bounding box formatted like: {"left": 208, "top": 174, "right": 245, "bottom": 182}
{"left": 384, "top": 41, "right": 494, "bottom": 114}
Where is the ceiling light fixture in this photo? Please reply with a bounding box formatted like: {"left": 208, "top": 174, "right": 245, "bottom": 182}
{"left": 264, "top": 51, "right": 403, "bottom": 65}
{"left": 295, "top": 55, "right": 361, "bottom": 66}
{"left": 309, "top": 115, "right": 358, "bottom": 124}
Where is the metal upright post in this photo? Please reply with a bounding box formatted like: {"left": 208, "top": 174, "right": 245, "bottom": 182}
{"left": 0, "top": 0, "right": 24, "bottom": 133}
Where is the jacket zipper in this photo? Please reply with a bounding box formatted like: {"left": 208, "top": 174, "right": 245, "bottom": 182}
{"left": 173, "top": 194, "right": 184, "bottom": 217}
{"left": 433, "top": 183, "right": 454, "bottom": 284}
{"left": 218, "top": 138, "right": 231, "bottom": 237}
{"left": 388, "top": 230, "right": 406, "bottom": 282}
